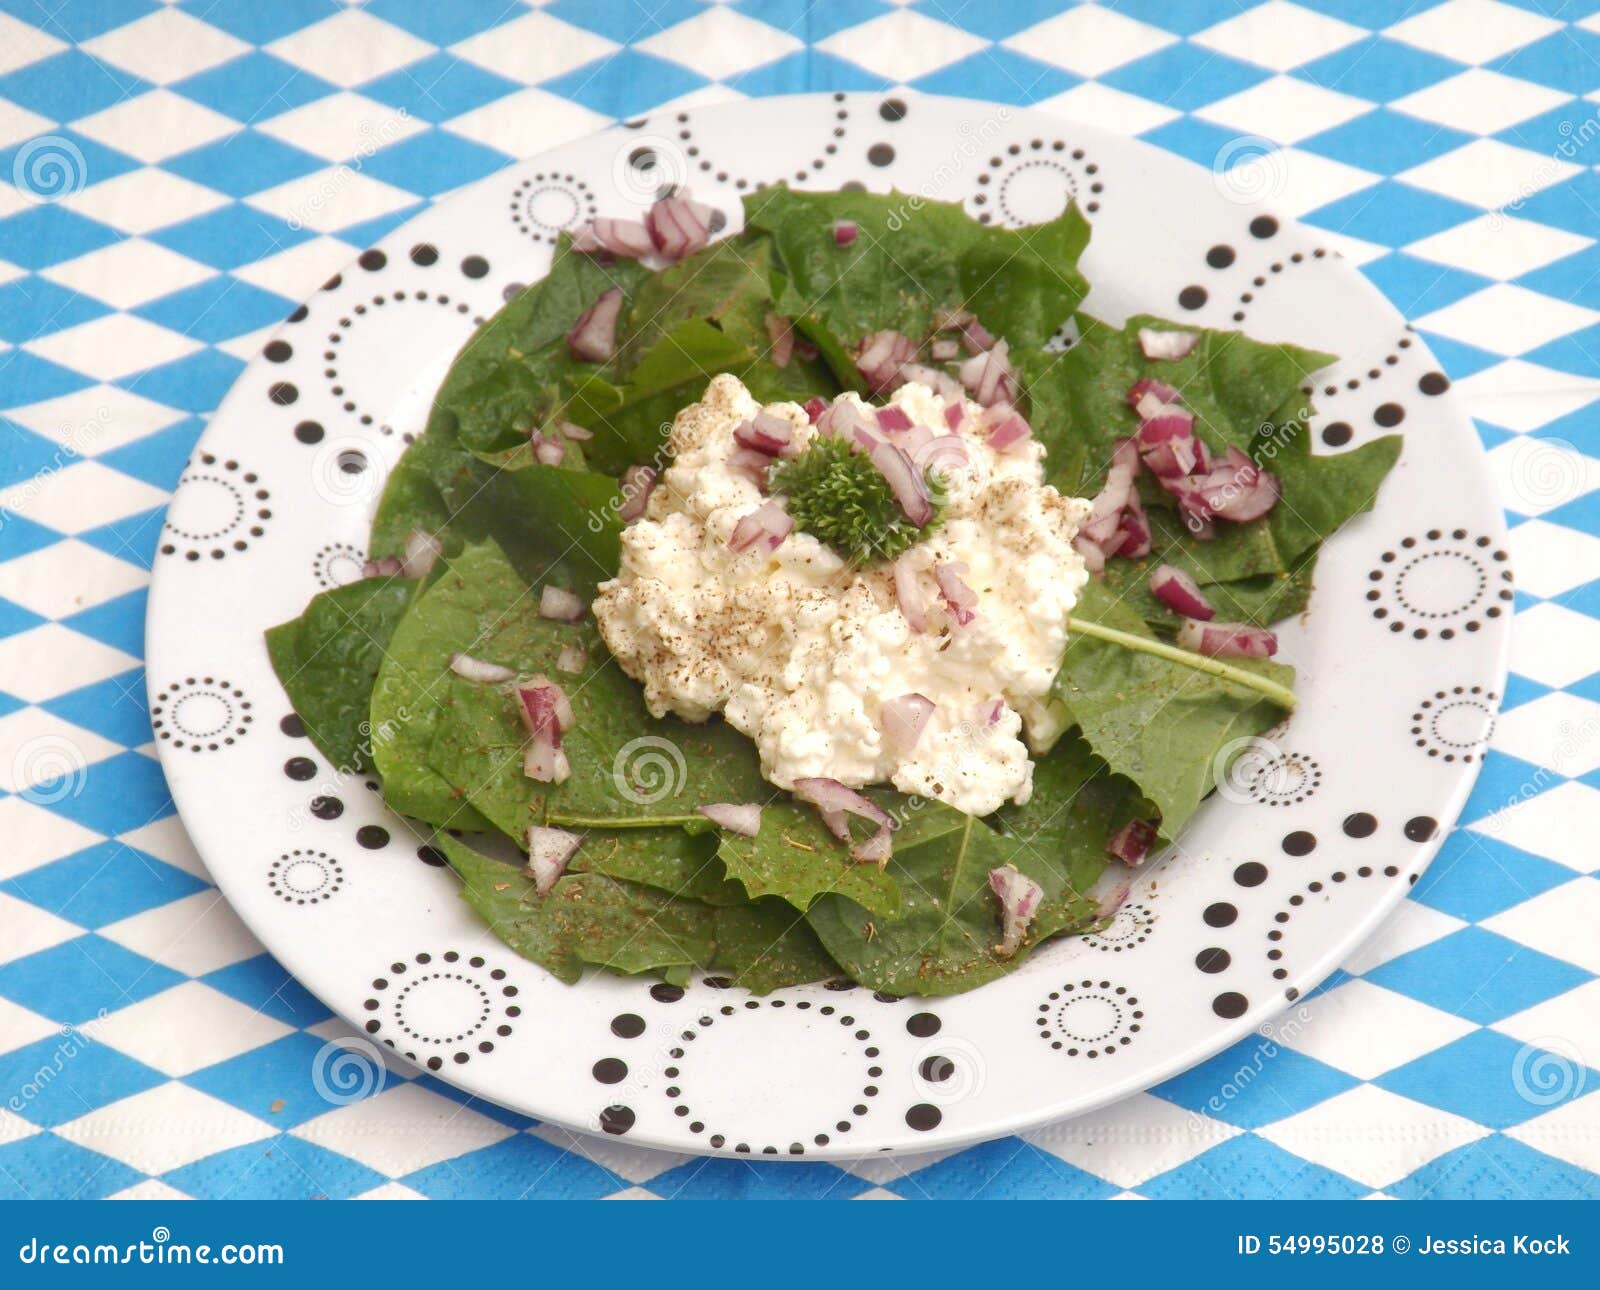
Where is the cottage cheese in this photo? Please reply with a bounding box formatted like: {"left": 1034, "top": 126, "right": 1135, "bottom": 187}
{"left": 592, "top": 374, "right": 1091, "bottom": 816}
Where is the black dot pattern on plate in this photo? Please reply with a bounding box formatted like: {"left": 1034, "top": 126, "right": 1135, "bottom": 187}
{"left": 1367, "top": 530, "right": 1511, "bottom": 639}
{"left": 643, "top": 97, "right": 851, "bottom": 191}
{"left": 283, "top": 755, "right": 316, "bottom": 781}
{"left": 1411, "top": 685, "right": 1498, "bottom": 763}
{"left": 510, "top": 172, "right": 595, "bottom": 243}
{"left": 311, "top": 541, "right": 365, "bottom": 589}
{"left": 906, "top": 1012, "right": 941, "bottom": 1037}
{"left": 356, "top": 825, "right": 390, "bottom": 850}
{"left": 364, "top": 950, "right": 515, "bottom": 1070}
{"left": 416, "top": 844, "right": 447, "bottom": 868}
{"left": 1083, "top": 900, "right": 1156, "bottom": 953}
{"left": 1221, "top": 244, "right": 1333, "bottom": 323}
{"left": 971, "top": 139, "right": 1103, "bottom": 225}
{"left": 650, "top": 998, "right": 884, "bottom": 1156}
{"left": 309, "top": 795, "right": 343, "bottom": 820}
{"left": 159, "top": 454, "right": 271, "bottom": 561}
{"left": 150, "top": 677, "right": 253, "bottom": 751}
{"left": 268, "top": 848, "right": 343, "bottom": 905}
{"left": 279, "top": 714, "right": 305, "bottom": 738}
{"left": 1282, "top": 830, "right": 1317, "bottom": 857}
{"left": 1304, "top": 334, "right": 1415, "bottom": 400}
{"left": 322, "top": 291, "right": 486, "bottom": 434}
{"left": 1263, "top": 858, "right": 1415, "bottom": 986}
{"left": 1036, "top": 980, "right": 1143, "bottom": 1056}
{"left": 1234, "top": 862, "right": 1268, "bottom": 887}
{"left": 1238, "top": 750, "right": 1322, "bottom": 806}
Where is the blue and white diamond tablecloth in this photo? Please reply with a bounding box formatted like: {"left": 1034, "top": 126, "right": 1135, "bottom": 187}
{"left": 2, "top": 1, "right": 1599, "bottom": 1201}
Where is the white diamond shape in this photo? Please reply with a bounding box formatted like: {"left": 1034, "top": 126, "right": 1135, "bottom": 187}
{"left": 1192, "top": 1, "right": 1365, "bottom": 71}
{"left": 59, "top": 167, "right": 228, "bottom": 236}
{"left": 1488, "top": 436, "right": 1600, "bottom": 519}
{"left": 1482, "top": 877, "right": 1600, "bottom": 973}
{"left": 1004, "top": 5, "right": 1176, "bottom": 77}
{"left": 56, "top": 1083, "right": 275, "bottom": 1175}
{"left": 1407, "top": 213, "right": 1593, "bottom": 281}
{"left": 819, "top": 12, "right": 988, "bottom": 81}
{"left": 0, "top": 797, "right": 103, "bottom": 882}
{"left": 0, "top": 996, "right": 62, "bottom": 1057}
{"left": 100, "top": 889, "right": 263, "bottom": 978}
{"left": 1400, "top": 138, "right": 1581, "bottom": 211}
{"left": 1269, "top": 146, "right": 1380, "bottom": 215}
{"left": 0, "top": 13, "right": 65, "bottom": 76}
{"left": 257, "top": 92, "right": 425, "bottom": 163}
{"left": 0, "top": 624, "right": 140, "bottom": 701}
{"left": 0, "top": 535, "right": 148, "bottom": 618}
{"left": 1256, "top": 1085, "right": 1489, "bottom": 1189}
{"left": 1416, "top": 282, "right": 1598, "bottom": 355}
{"left": 448, "top": 11, "right": 617, "bottom": 84}
{"left": 0, "top": 99, "right": 55, "bottom": 152}
{"left": 7, "top": 384, "right": 185, "bottom": 455}
{"left": 1, "top": 1107, "right": 43, "bottom": 1148}
{"left": 1506, "top": 602, "right": 1600, "bottom": 688}
{"left": 1276, "top": 980, "right": 1477, "bottom": 1080}
{"left": 638, "top": 8, "right": 803, "bottom": 80}
{"left": 245, "top": 167, "right": 418, "bottom": 234}
{"left": 230, "top": 235, "right": 358, "bottom": 302}
{"left": 1454, "top": 368, "right": 1600, "bottom": 433}
{"left": 0, "top": 706, "right": 123, "bottom": 791}
{"left": 1340, "top": 900, "right": 1467, "bottom": 975}
{"left": 81, "top": 10, "right": 249, "bottom": 85}
{"left": 116, "top": 816, "right": 210, "bottom": 884}
{"left": 72, "top": 90, "right": 239, "bottom": 164}
{"left": 267, "top": 10, "right": 433, "bottom": 88}
{"left": 24, "top": 313, "right": 203, "bottom": 381}
{"left": 1493, "top": 979, "right": 1600, "bottom": 1058}
{"left": 1388, "top": 0, "right": 1562, "bottom": 65}
{"left": 0, "top": 890, "right": 82, "bottom": 966}
{"left": 1505, "top": 1091, "right": 1600, "bottom": 1174}
{"left": 1394, "top": 68, "right": 1570, "bottom": 135}
{"left": 1196, "top": 75, "right": 1371, "bottom": 144}
{"left": 42, "top": 238, "right": 214, "bottom": 310}
{"left": 443, "top": 88, "right": 609, "bottom": 162}
{"left": 1490, "top": 692, "right": 1600, "bottom": 776}
{"left": 292, "top": 1082, "right": 515, "bottom": 1177}
{"left": 1033, "top": 83, "right": 1180, "bottom": 135}
{"left": 80, "top": 982, "right": 292, "bottom": 1076}
{"left": 1470, "top": 781, "right": 1600, "bottom": 873}
{"left": 1024, "top": 1092, "right": 1242, "bottom": 1189}
{"left": 1506, "top": 518, "right": 1600, "bottom": 597}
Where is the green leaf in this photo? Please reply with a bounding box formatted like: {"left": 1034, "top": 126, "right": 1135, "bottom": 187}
{"left": 264, "top": 576, "right": 419, "bottom": 773}
{"left": 570, "top": 826, "right": 746, "bottom": 907}
{"left": 711, "top": 901, "right": 841, "bottom": 994}
{"left": 715, "top": 797, "right": 901, "bottom": 917}
{"left": 1055, "top": 580, "right": 1293, "bottom": 840}
{"left": 433, "top": 833, "right": 582, "bottom": 984}
{"left": 544, "top": 872, "right": 720, "bottom": 977}
{"left": 805, "top": 800, "right": 1101, "bottom": 996}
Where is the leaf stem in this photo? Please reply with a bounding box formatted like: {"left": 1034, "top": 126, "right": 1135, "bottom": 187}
{"left": 547, "top": 812, "right": 705, "bottom": 830}
{"left": 1066, "top": 616, "right": 1297, "bottom": 710}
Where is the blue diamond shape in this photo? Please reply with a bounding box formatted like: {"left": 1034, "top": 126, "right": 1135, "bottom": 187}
{"left": 1302, "top": 109, "right": 1474, "bottom": 174}
{"left": 39, "top": 668, "right": 150, "bottom": 748}
{"left": 1294, "top": 0, "right": 1427, "bottom": 23}
{"left": 177, "top": 0, "right": 341, "bottom": 45}
{"left": 0, "top": 509, "right": 62, "bottom": 560}
{"left": 0, "top": 277, "right": 111, "bottom": 345}
{"left": 59, "top": 589, "right": 148, "bottom": 660}
{"left": 1390, "top": 1133, "right": 1600, "bottom": 1200}
{"left": 163, "top": 1133, "right": 386, "bottom": 1199}
{"left": 97, "top": 419, "right": 207, "bottom": 492}
{"left": 1460, "top": 748, "right": 1561, "bottom": 828}
{"left": 149, "top": 204, "right": 306, "bottom": 270}
{"left": 726, "top": 49, "right": 890, "bottom": 97}
{"left": 912, "top": 48, "right": 1078, "bottom": 105}
{"left": 1499, "top": 672, "right": 1554, "bottom": 709}
{"left": 738, "top": 0, "right": 896, "bottom": 42}
{"left": 1301, "top": 36, "right": 1462, "bottom": 99}
{"left": 0, "top": 1132, "right": 143, "bottom": 1200}
{"left": 361, "top": 51, "right": 519, "bottom": 122}
{"left": 1142, "top": 116, "right": 1275, "bottom": 169}
{"left": 541, "top": 50, "right": 710, "bottom": 118}
{"left": 44, "top": 750, "right": 172, "bottom": 837}
{"left": 120, "top": 349, "right": 246, "bottom": 414}
{"left": 334, "top": 203, "right": 427, "bottom": 249}
{"left": 0, "top": 206, "right": 121, "bottom": 271}
{"left": 1418, "top": 333, "right": 1501, "bottom": 381}
{"left": 1307, "top": 184, "right": 1480, "bottom": 248}
{"left": 1523, "top": 321, "right": 1600, "bottom": 376}
{"left": 1378, "top": 1029, "right": 1596, "bottom": 1128}
{"left": 133, "top": 275, "right": 288, "bottom": 344}
{"left": 894, "top": 1135, "right": 1118, "bottom": 1199}
{"left": 1, "top": 841, "right": 206, "bottom": 928}
{"left": 1490, "top": 28, "right": 1600, "bottom": 94}
{"left": 186, "top": 1033, "right": 373, "bottom": 1128}
{"left": 0, "top": 351, "right": 94, "bottom": 405}
{"left": 1519, "top": 244, "right": 1600, "bottom": 312}
{"left": 1362, "top": 250, "right": 1493, "bottom": 316}
{"left": 1495, "top": 97, "right": 1599, "bottom": 154}
{"left": 1139, "top": 1133, "right": 1367, "bottom": 1200}
{"left": 404, "top": 1131, "right": 623, "bottom": 1199}
{"left": 1098, "top": 0, "right": 1252, "bottom": 36}
{"left": 643, "top": 1152, "right": 861, "bottom": 1200}
{"left": 164, "top": 133, "right": 325, "bottom": 201}
{"left": 408, "top": 1072, "right": 537, "bottom": 1130}
{"left": 1152, "top": 1039, "right": 1358, "bottom": 1129}
{"left": 201, "top": 955, "right": 333, "bottom": 1029}
{"left": 0, "top": 49, "right": 149, "bottom": 119}
{"left": 0, "top": 597, "right": 45, "bottom": 638}
{"left": 1410, "top": 831, "right": 1577, "bottom": 923}
{"left": 0, "top": 935, "right": 185, "bottom": 1025}
{"left": 1514, "top": 171, "right": 1600, "bottom": 240}
{"left": 910, "top": 0, "right": 1068, "bottom": 40}
{"left": 0, "top": 1032, "right": 165, "bottom": 1128}
{"left": 365, "top": 0, "right": 515, "bottom": 45}
{"left": 172, "top": 52, "right": 338, "bottom": 123}
{"left": 1366, "top": 926, "right": 1594, "bottom": 1023}
{"left": 0, "top": 423, "right": 74, "bottom": 489}
{"left": 1104, "top": 44, "right": 1270, "bottom": 111}
{"left": 542, "top": 0, "right": 706, "bottom": 43}
{"left": 0, "top": 0, "right": 160, "bottom": 41}
{"left": 359, "top": 131, "right": 507, "bottom": 195}
{"left": 77, "top": 507, "right": 167, "bottom": 570}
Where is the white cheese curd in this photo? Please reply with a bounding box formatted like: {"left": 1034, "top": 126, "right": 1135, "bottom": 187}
{"left": 592, "top": 374, "right": 1091, "bottom": 817}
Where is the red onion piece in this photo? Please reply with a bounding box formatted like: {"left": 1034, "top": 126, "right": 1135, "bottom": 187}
{"left": 854, "top": 329, "right": 918, "bottom": 393}
{"left": 1176, "top": 619, "right": 1278, "bottom": 658}
{"left": 989, "top": 864, "right": 1043, "bottom": 958}
{"left": 893, "top": 556, "right": 927, "bottom": 633}
{"left": 867, "top": 438, "right": 933, "bottom": 526}
{"left": 567, "top": 287, "right": 622, "bottom": 362}
{"left": 556, "top": 420, "right": 592, "bottom": 441}
{"left": 401, "top": 529, "right": 441, "bottom": 578}
{"left": 619, "top": 465, "right": 655, "bottom": 522}
{"left": 539, "top": 585, "right": 585, "bottom": 621}
{"left": 876, "top": 404, "right": 913, "bottom": 432}
{"left": 791, "top": 778, "right": 894, "bottom": 865}
{"left": 1096, "top": 880, "right": 1131, "bottom": 922}
{"left": 449, "top": 652, "right": 515, "bottom": 684}
{"left": 532, "top": 433, "right": 567, "bottom": 466}
{"left": 833, "top": 220, "right": 858, "bottom": 246}
{"left": 1114, "top": 492, "right": 1152, "bottom": 559}
{"left": 517, "top": 679, "right": 572, "bottom": 784}
{"left": 573, "top": 217, "right": 654, "bottom": 259}
{"left": 881, "top": 693, "right": 935, "bottom": 754}
{"left": 930, "top": 338, "right": 960, "bottom": 361}
{"left": 727, "top": 445, "right": 776, "bottom": 490}
{"left": 933, "top": 307, "right": 973, "bottom": 330}
{"left": 1127, "top": 377, "right": 1180, "bottom": 410}
{"left": 1198, "top": 449, "right": 1280, "bottom": 521}
{"left": 1136, "top": 411, "right": 1196, "bottom": 448}
{"left": 734, "top": 411, "right": 794, "bottom": 456}
{"left": 1138, "top": 327, "right": 1200, "bottom": 361}
{"left": 960, "top": 319, "right": 997, "bottom": 354}
{"left": 728, "top": 499, "right": 793, "bottom": 553}
{"left": 361, "top": 555, "right": 403, "bottom": 579}
{"left": 1082, "top": 443, "right": 1139, "bottom": 546}
{"left": 526, "top": 825, "right": 581, "bottom": 896}
{"left": 1106, "top": 819, "right": 1158, "bottom": 866}
{"left": 958, "top": 338, "right": 1013, "bottom": 406}
{"left": 1073, "top": 533, "right": 1106, "bottom": 574}
{"left": 1149, "top": 565, "right": 1214, "bottom": 619}
{"left": 699, "top": 802, "right": 762, "bottom": 837}
{"left": 817, "top": 398, "right": 871, "bottom": 440}
{"left": 556, "top": 643, "right": 587, "bottom": 674}
{"left": 1141, "top": 437, "right": 1197, "bottom": 479}
{"left": 764, "top": 312, "right": 794, "bottom": 368}
{"left": 897, "top": 361, "right": 964, "bottom": 403}
{"left": 976, "top": 698, "right": 1004, "bottom": 726}
{"left": 944, "top": 402, "right": 965, "bottom": 430}
{"left": 986, "top": 409, "right": 1031, "bottom": 452}
{"left": 803, "top": 396, "right": 828, "bottom": 424}
{"left": 645, "top": 191, "right": 713, "bottom": 262}
{"left": 934, "top": 560, "right": 979, "bottom": 626}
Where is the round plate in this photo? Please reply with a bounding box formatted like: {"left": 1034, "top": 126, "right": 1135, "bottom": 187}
{"left": 146, "top": 92, "right": 1510, "bottom": 1159}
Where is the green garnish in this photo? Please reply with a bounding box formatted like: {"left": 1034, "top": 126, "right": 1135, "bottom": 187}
{"left": 769, "top": 436, "right": 941, "bottom": 563}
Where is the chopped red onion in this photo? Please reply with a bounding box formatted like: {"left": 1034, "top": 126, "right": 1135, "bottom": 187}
{"left": 728, "top": 499, "right": 793, "bottom": 553}
{"left": 897, "top": 361, "right": 964, "bottom": 403}
{"left": 881, "top": 693, "right": 935, "bottom": 754}
{"left": 977, "top": 697, "right": 1004, "bottom": 726}
{"left": 1127, "top": 377, "right": 1181, "bottom": 411}
{"left": 944, "top": 402, "right": 965, "bottom": 430}
{"left": 803, "top": 396, "right": 828, "bottom": 424}
{"left": 1141, "top": 436, "right": 1198, "bottom": 479}
{"left": 817, "top": 398, "right": 871, "bottom": 441}
{"left": 933, "top": 307, "right": 974, "bottom": 330}
{"left": 1176, "top": 619, "right": 1279, "bottom": 658}
{"left": 764, "top": 312, "right": 795, "bottom": 368}
{"left": 556, "top": 420, "right": 593, "bottom": 441}
{"left": 934, "top": 560, "right": 979, "bottom": 626}
{"left": 960, "top": 319, "right": 997, "bottom": 355}
{"left": 1096, "top": 880, "right": 1132, "bottom": 922}
{"left": 958, "top": 338, "right": 1013, "bottom": 406}
{"left": 699, "top": 802, "right": 762, "bottom": 837}
{"left": 854, "top": 329, "right": 918, "bottom": 393}
{"left": 734, "top": 411, "right": 794, "bottom": 456}
{"left": 556, "top": 643, "right": 587, "bottom": 674}
{"left": 618, "top": 465, "right": 655, "bottom": 522}
{"left": 1114, "top": 492, "right": 1152, "bottom": 559}
{"left": 989, "top": 864, "right": 1043, "bottom": 958}
{"left": 362, "top": 555, "right": 404, "bottom": 579}
{"left": 532, "top": 432, "right": 567, "bottom": 466}
{"left": 866, "top": 438, "right": 933, "bottom": 526}
{"left": 526, "top": 825, "right": 582, "bottom": 896}
{"left": 1149, "top": 565, "right": 1214, "bottom": 619}
{"left": 401, "top": 529, "right": 441, "bottom": 578}
{"left": 539, "top": 585, "right": 585, "bottom": 621}
{"left": 567, "top": 286, "right": 622, "bottom": 362}
{"left": 893, "top": 556, "right": 927, "bottom": 633}
{"left": 645, "top": 191, "right": 714, "bottom": 262}
{"left": 517, "top": 679, "right": 573, "bottom": 784}
{"left": 1198, "top": 448, "right": 1280, "bottom": 522}
{"left": 930, "top": 338, "right": 960, "bottom": 361}
{"left": 986, "top": 409, "right": 1031, "bottom": 452}
{"left": 833, "top": 220, "right": 858, "bottom": 247}
{"left": 1106, "top": 819, "right": 1158, "bottom": 866}
{"left": 876, "top": 404, "right": 913, "bottom": 432}
{"left": 1136, "top": 410, "right": 1196, "bottom": 448}
{"left": 791, "top": 777, "right": 894, "bottom": 865}
{"left": 449, "top": 652, "right": 515, "bottom": 684}
{"left": 1074, "top": 533, "right": 1106, "bottom": 574}
{"left": 1138, "top": 327, "right": 1200, "bottom": 361}
{"left": 727, "top": 445, "right": 776, "bottom": 489}
{"left": 1082, "top": 443, "right": 1139, "bottom": 546}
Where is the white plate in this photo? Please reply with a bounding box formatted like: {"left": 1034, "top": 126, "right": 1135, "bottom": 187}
{"left": 146, "top": 92, "right": 1509, "bottom": 1159}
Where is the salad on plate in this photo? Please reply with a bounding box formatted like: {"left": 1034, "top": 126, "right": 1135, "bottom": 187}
{"left": 266, "top": 185, "right": 1401, "bottom": 998}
